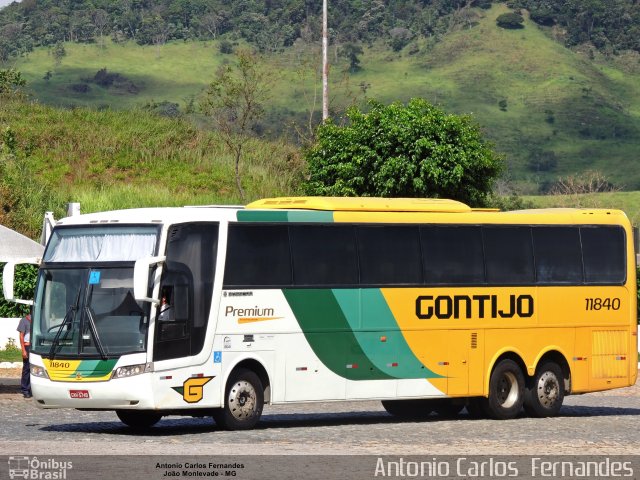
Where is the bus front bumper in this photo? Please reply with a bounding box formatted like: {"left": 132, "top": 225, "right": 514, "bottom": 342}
{"left": 31, "top": 373, "right": 156, "bottom": 410}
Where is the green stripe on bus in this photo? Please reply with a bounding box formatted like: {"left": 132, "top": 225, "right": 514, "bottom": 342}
{"left": 332, "top": 289, "right": 442, "bottom": 379}
{"left": 69, "top": 359, "right": 117, "bottom": 377}
{"left": 237, "top": 211, "right": 289, "bottom": 222}
{"left": 282, "top": 289, "right": 393, "bottom": 381}
{"left": 287, "top": 211, "right": 334, "bottom": 222}
{"left": 237, "top": 210, "right": 334, "bottom": 223}
{"left": 83, "top": 359, "right": 118, "bottom": 376}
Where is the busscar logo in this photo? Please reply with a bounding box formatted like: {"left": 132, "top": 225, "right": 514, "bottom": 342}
{"left": 416, "top": 294, "right": 534, "bottom": 320}
{"left": 172, "top": 377, "right": 214, "bottom": 403}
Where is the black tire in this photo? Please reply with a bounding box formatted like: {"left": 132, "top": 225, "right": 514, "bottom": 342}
{"left": 431, "top": 399, "right": 464, "bottom": 419}
{"left": 381, "top": 399, "right": 432, "bottom": 419}
{"left": 116, "top": 410, "right": 162, "bottom": 428}
{"left": 213, "top": 368, "right": 264, "bottom": 430}
{"left": 481, "top": 359, "right": 525, "bottom": 420}
{"left": 523, "top": 362, "right": 565, "bottom": 418}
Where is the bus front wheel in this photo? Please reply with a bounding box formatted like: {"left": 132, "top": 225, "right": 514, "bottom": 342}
{"left": 482, "top": 359, "right": 525, "bottom": 420}
{"left": 523, "top": 362, "right": 564, "bottom": 418}
{"left": 214, "top": 368, "right": 264, "bottom": 430}
{"left": 116, "top": 410, "right": 162, "bottom": 429}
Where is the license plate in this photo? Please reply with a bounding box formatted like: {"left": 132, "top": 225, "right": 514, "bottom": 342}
{"left": 69, "top": 390, "right": 90, "bottom": 399}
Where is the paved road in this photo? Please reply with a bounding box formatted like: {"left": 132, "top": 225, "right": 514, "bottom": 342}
{"left": 0, "top": 380, "right": 638, "bottom": 456}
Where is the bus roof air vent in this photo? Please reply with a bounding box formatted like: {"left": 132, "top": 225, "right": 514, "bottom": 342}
{"left": 245, "top": 197, "right": 472, "bottom": 213}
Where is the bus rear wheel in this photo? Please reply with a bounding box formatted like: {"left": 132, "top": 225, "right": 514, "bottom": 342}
{"left": 213, "top": 368, "right": 264, "bottom": 430}
{"left": 482, "top": 359, "right": 525, "bottom": 420}
{"left": 116, "top": 410, "right": 162, "bottom": 429}
{"left": 381, "top": 400, "right": 432, "bottom": 419}
{"left": 523, "top": 362, "right": 564, "bottom": 418}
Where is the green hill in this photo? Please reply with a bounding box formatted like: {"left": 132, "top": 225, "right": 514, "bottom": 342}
{"left": 0, "top": 99, "right": 304, "bottom": 238}
{"left": 10, "top": 4, "right": 640, "bottom": 193}
{"left": 525, "top": 191, "right": 640, "bottom": 227}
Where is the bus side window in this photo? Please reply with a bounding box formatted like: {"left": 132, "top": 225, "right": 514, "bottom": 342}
{"left": 156, "top": 270, "right": 191, "bottom": 346}
{"left": 357, "top": 226, "right": 422, "bottom": 285}
{"left": 483, "top": 226, "right": 535, "bottom": 285}
{"left": 532, "top": 227, "right": 583, "bottom": 284}
{"left": 581, "top": 226, "right": 626, "bottom": 284}
{"left": 290, "top": 225, "right": 358, "bottom": 286}
{"left": 421, "top": 226, "right": 484, "bottom": 285}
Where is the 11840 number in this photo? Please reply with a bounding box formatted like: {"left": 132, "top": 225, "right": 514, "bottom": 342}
{"left": 585, "top": 297, "right": 620, "bottom": 311}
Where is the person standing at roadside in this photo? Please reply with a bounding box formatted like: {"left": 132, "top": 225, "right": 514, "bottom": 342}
{"left": 17, "top": 312, "right": 32, "bottom": 398}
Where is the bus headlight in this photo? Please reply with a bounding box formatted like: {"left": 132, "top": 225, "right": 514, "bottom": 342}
{"left": 112, "top": 363, "right": 151, "bottom": 379}
{"left": 31, "top": 365, "right": 49, "bottom": 379}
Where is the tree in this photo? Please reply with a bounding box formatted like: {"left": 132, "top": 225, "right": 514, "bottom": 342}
{"left": 0, "top": 263, "right": 37, "bottom": 318}
{"left": 0, "top": 69, "right": 26, "bottom": 99}
{"left": 496, "top": 12, "right": 525, "bottom": 29}
{"left": 340, "top": 43, "right": 363, "bottom": 72}
{"left": 92, "top": 9, "right": 109, "bottom": 48}
{"left": 201, "top": 49, "right": 274, "bottom": 201}
{"left": 388, "top": 27, "right": 414, "bottom": 52}
{"left": 52, "top": 42, "right": 66, "bottom": 66}
{"left": 304, "top": 98, "right": 503, "bottom": 206}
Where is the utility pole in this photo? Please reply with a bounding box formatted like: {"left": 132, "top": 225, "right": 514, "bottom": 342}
{"left": 322, "top": 0, "right": 329, "bottom": 121}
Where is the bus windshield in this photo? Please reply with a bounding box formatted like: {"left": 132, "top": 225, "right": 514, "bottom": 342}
{"left": 32, "top": 225, "right": 159, "bottom": 358}
{"left": 32, "top": 267, "right": 151, "bottom": 358}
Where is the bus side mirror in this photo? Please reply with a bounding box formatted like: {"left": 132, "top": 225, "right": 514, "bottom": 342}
{"left": 133, "top": 256, "right": 166, "bottom": 304}
{"left": 2, "top": 258, "right": 40, "bottom": 306}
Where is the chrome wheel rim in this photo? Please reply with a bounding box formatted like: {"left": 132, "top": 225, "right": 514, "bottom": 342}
{"left": 536, "top": 371, "right": 560, "bottom": 408}
{"left": 497, "top": 371, "right": 519, "bottom": 408}
{"left": 228, "top": 380, "right": 257, "bottom": 421}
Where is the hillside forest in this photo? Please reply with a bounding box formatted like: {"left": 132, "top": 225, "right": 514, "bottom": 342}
{"left": 1, "top": 0, "right": 640, "bottom": 222}
{"left": 1, "top": 0, "right": 639, "bottom": 59}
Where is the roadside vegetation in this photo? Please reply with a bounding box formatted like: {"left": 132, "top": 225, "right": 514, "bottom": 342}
{"left": 0, "top": 99, "right": 305, "bottom": 238}
{"left": 0, "top": 339, "right": 21, "bottom": 363}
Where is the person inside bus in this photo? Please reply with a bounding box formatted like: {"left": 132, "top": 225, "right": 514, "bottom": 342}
{"left": 158, "top": 288, "right": 174, "bottom": 322}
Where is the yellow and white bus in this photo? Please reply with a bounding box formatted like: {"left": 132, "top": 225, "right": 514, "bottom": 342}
{"left": 3, "top": 197, "right": 637, "bottom": 429}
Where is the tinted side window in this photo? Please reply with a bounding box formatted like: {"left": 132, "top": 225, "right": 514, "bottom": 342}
{"left": 533, "top": 227, "right": 583, "bottom": 284}
{"left": 581, "top": 226, "right": 626, "bottom": 284}
{"left": 224, "top": 224, "right": 292, "bottom": 287}
{"left": 483, "top": 227, "right": 534, "bottom": 284}
{"left": 357, "top": 226, "right": 422, "bottom": 285}
{"left": 291, "top": 225, "right": 358, "bottom": 286}
{"left": 421, "top": 226, "right": 485, "bottom": 284}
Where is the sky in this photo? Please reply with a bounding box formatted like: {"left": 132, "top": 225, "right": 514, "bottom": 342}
{"left": 0, "top": 0, "right": 19, "bottom": 8}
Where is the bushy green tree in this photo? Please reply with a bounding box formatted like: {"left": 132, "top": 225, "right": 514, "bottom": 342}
{"left": 304, "top": 98, "right": 503, "bottom": 206}
{"left": 496, "top": 12, "right": 525, "bottom": 29}
{"left": 0, "top": 263, "right": 37, "bottom": 318}
{"left": 0, "top": 69, "right": 26, "bottom": 98}
{"left": 340, "top": 43, "right": 364, "bottom": 72}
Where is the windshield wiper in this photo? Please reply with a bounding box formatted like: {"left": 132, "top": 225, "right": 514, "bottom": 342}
{"left": 48, "top": 287, "right": 81, "bottom": 359}
{"left": 84, "top": 307, "right": 108, "bottom": 360}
